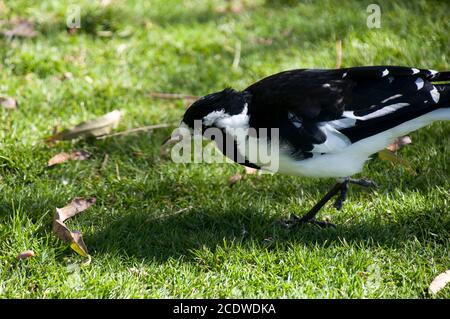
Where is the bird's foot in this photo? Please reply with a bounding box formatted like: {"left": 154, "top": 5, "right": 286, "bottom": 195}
{"left": 349, "top": 178, "right": 378, "bottom": 188}
{"left": 280, "top": 214, "right": 336, "bottom": 229}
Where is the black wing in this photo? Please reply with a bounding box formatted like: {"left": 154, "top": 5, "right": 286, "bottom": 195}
{"left": 244, "top": 66, "right": 447, "bottom": 156}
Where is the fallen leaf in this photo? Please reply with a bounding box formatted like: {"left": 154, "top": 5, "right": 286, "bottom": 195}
{"left": 387, "top": 136, "right": 412, "bottom": 152}
{"left": 0, "top": 96, "right": 17, "bottom": 109}
{"left": 215, "top": 0, "right": 244, "bottom": 13}
{"left": 61, "top": 72, "right": 73, "bottom": 81}
{"left": 377, "top": 149, "right": 416, "bottom": 175}
{"left": 251, "top": 37, "right": 273, "bottom": 46}
{"left": 244, "top": 166, "right": 258, "bottom": 174}
{"left": 429, "top": 270, "right": 450, "bottom": 294}
{"left": 52, "top": 219, "right": 75, "bottom": 242}
{"left": 53, "top": 197, "right": 96, "bottom": 260}
{"left": 46, "top": 110, "right": 123, "bottom": 143}
{"left": 229, "top": 166, "right": 258, "bottom": 187}
{"left": 69, "top": 231, "right": 89, "bottom": 258}
{"left": 2, "top": 19, "right": 37, "bottom": 38}
{"left": 67, "top": 27, "right": 78, "bottom": 35}
{"left": 47, "top": 150, "right": 90, "bottom": 167}
{"left": 55, "top": 197, "right": 96, "bottom": 222}
{"left": 17, "top": 250, "right": 34, "bottom": 259}
{"left": 148, "top": 92, "right": 199, "bottom": 100}
{"left": 100, "top": 0, "right": 114, "bottom": 6}
{"left": 228, "top": 174, "right": 242, "bottom": 187}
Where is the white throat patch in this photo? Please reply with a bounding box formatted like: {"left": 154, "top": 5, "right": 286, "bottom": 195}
{"left": 203, "top": 103, "right": 249, "bottom": 129}
{"left": 202, "top": 109, "right": 227, "bottom": 126}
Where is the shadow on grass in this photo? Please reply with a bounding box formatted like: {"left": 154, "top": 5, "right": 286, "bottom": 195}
{"left": 87, "top": 202, "right": 449, "bottom": 264}
{"left": 82, "top": 134, "right": 448, "bottom": 262}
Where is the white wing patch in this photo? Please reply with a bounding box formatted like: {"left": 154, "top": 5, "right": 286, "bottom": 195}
{"left": 326, "top": 116, "right": 356, "bottom": 129}
{"left": 429, "top": 70, "right": 438, "bottom": 78}
{"left": 381, "top": 94, "right": 402, "bottom": 103}
{"left": 326, "top": 101, "right": 411, "bottom": 131}
{"left": 415, "top": 78, "right": 424, "bottom": 90}
{"left": 344, "top": 103, "right": 410, "bottom": 121}
{"left": 430, "top": 86, "right": 440, "bottom": 103}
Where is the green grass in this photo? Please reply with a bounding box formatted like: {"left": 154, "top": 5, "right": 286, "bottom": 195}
{"left": 0, "top": 0, "right": 449, "bottom": 298}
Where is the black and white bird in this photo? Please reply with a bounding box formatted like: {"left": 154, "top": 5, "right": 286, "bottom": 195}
{"left": 166, "top": 66, "right": 450, "bottom": 227}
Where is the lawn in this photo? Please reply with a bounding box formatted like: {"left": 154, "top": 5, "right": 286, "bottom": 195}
{"left": 0, "top": 0, "right": 449, "bottom": 298}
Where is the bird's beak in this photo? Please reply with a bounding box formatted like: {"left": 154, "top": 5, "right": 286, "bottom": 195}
{"left": 161, "top": 133, "right": 183, "bottom": 147}
{"left": 162, "top": 122, "right": 190, "bottom": 147}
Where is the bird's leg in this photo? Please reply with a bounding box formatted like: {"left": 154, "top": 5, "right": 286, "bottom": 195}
{"left": 282, "top": 177, "right": 378, "bottom": 229}
{"left": 333, "top": 178, "right": 350, "bottom": 210}
{"left": 281, "top": 182, "right": 344, "bottom": 229}
{"left": 333, "top": 177, "right": 378, "bottom": 210}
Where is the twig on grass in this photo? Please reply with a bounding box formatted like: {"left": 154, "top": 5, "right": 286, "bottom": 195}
{"left": 148, "top": 92, "right": 199, "bottom": 100}
{"left": 148, "top": 206, "right": 193, "bottom": 222}
{"left": 335, "top": 40, "right": 343, "bottom": 69}
{"left": 96, "top": 123, "right": 177, "bottom": 140}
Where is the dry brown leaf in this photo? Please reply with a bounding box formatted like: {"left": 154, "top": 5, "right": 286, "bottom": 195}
{"left": 387, "top": 136, "right": 412, "bottom": 152}
{"left": 215, "top": 0, "right": 244, "bottom": 13}
{"left": 229, "top": 174, "right": 242, "bottom": 187}
{"left": 53, "top": 197, "right": 96, "bottom": 259}
{"left": 69, "top": 231, "right": 90, "bottom": 258}
{"left": 17, "top": 250, "right": 35, "bottom": 259}
{"left": 55, "top": 197, "right": 96, "bottom": 222}
{"left": 429, "top": 270, "right": 450, "bottom": 294}
{"left": 46, "top": 110, "right": 123, "bottom": 143}
{"left": 229, "top": 166, "right": 258, "bottom": 187}
{"left": 2, "top": 19, "right": 37, "bottom": 38}
{"left": 52, "top": 219, "right": 74, "bottom": 242}
{"left": 0, "top": 96, "right": 17, "bottom": 109}
{"left": 148, "top": 92, "right": 199, "bottom": 100}
{"left": 100, "top": 0, "right": 114, "bottom": 6}
{"left": 378, "top": 149, "right": 416, "bottom": 175}
{"left": 47, "top": 150, "right": 90, "bottom": 167}
{"left": 251, "top": 37, "right": 273, "bottom": 46}
{"left": 61, "top": 72, "right": 73, "bottom": 81}
{"left": 67, "top": 27, "right": 78, "bottom": 35}
{"left": 244, "top": 166, "right": 258, "bottom": 174}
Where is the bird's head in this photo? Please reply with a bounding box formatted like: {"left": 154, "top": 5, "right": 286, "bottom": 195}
{"left": 182, "top": 88, "right": 250, "bottom": 130}
{"left": 163, "top": 88, "right": 251, "bottom": 146}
